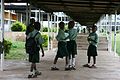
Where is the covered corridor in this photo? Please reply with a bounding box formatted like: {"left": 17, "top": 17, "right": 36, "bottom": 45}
{"left": 0, "top": 50, "right": 120, "bottom": 80}
{"left": 0, "top": 0, "right": 120, "bottom": 79}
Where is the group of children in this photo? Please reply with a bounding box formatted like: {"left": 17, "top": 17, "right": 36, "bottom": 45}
{"left": 51, "top": 21, "right": 79, "bottom": 71}
{"left": 51, "top": 21, "right": 98, "bottom": 70}
{"left": 25, "top": 18, "right": 99, "bottom": 78}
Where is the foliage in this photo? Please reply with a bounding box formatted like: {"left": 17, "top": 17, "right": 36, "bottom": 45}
{"left": 42, "top": 27, "right": 48, "bottom": 32}
{"left": 5, "top": 41, "right": 26, "bottom": 60}
{"left": 42, "top": 34, "right": 48, "bottom": 47}
{"left": 3, "top": 39, "right": 12, "bottom": 56}
{"left": 112, "top": 31, "right": 120, "bottom": 56}
{"left": 11, "top": 21, "right": 26, "bottom": 31}
{"left": 42, "top": 27, "right": 57, "bottom": 32}
{"left": 52, "top": 27, "right": 57, "bottom": 32}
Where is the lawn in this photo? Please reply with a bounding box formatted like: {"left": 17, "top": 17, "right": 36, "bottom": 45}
{"left": 112, "top": 32, "right": 120, "bottom": 56}
{"left": 5, "top": 41, "right": 27, "bottom": 60}
{"left": 5, "top": 41, "right": 48, "bottom": 60}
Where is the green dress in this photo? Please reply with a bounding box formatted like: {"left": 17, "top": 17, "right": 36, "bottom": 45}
{"left": 56, "top": 29, "right": 69, "bottom": 58}
{"left": 87, "top": 32, "right": 98, "bottom": 56}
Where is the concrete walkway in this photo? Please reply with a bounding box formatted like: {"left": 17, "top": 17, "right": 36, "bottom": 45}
{"left": 0, "top": 50, "right": 120, "bottom": 80}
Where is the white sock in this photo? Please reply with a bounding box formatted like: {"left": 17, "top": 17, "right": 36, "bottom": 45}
{"left": 88, "top": 63, "right": 90, "bottom": 65}
{"left": 29, "top": 71, "right": 34, "bottom": 75}
{"left": 72, "top": 58, "right": 76, "bottom": 67}
{"left": 65, "top": 64, "right": 69, "bottom": 68}
{"left": 53, "top": 64, "right": 57, "bottom": 68}
{"left": 69, "top": 59, "right": 72, "bottom": 67}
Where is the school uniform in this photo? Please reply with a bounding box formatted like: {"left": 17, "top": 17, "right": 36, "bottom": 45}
{"left": 56, "top": 29, "right": 69, "bottom": 58}
{"left": 27, "top": 29, "right": 44, "bottom": 63}
{"left": 67, "top": 27, "right": 79, "bottom": 56}
{"left": 87, "top": 32, "right": 98, "bottom": 56}
{"left": 67, "top": 26, "right": 79, "bottom": 69}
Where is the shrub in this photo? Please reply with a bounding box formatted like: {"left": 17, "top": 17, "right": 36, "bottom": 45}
{"left": 3, "top": 39, "right": 12, "bottom": 56}
{"left": 42, "top": 34, "right": 48, "bottom": 47}
{"left": 11, "top": 21, "right": 26, "bottom": 31}
{"left": 42, "top": 27, "right": 48, "bottom": 32}
{"left": 52, "top": 27, "right": 57, "bottom": 32}
{"left": 116, "top": 30, "right": 120, "bottom": 34}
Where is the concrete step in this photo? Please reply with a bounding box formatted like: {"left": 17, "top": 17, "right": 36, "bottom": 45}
{"left": 77, "top": 46, "right": 108, "bottom": 51}
{"left": 76, "top": 37, "right": 108, "bottom": 42}
{"left": 77, "top": 42, "right": 108, "bottom": 46}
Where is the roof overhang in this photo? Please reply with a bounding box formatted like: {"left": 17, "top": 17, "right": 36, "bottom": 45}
{"left": 4, "top": 0, "right": 120, "bottom": 26}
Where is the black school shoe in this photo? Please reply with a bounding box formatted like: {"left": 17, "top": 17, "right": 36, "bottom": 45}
{"left": 83, "top": 64, "right": 91, "bottom": 68}
{"left": 51, "top": 67, "right": 59, "bottom": 70}
{"left": 65, "top": 67, "right": 71, "bottom": 71}
{"left": 71, "top": 66, "right": 76, "bottom": 70}
{"left": 89, "top": 65, "right": 97, "bottom": 68}
{"left": 28, "top": 74, "right": 37, "bottom": 78}
{"left": 35, "top": 71, "right": 42, "bottom": 75}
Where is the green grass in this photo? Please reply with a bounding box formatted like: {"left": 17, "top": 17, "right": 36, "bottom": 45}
{"left": 5, "top": 41, "right": 27, "bottom": 60}
{"left": 112, "top": 32, "right": 120, "bottom": 56}
{"left": 5, "top": 41, "right": 47, "bottom": 60}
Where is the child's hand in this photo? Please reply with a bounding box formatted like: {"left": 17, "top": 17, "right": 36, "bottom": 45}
{"left": 87, "top": 37, "right": 91, "bottom": 41}
{"left": 42, "top": 53, "right": 44, "bottom": 57}
{"left": 41, "top": 50, "right": 44, "bottom": 57}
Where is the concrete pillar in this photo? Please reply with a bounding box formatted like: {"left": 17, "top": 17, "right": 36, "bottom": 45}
{"left": 28, "top": 4, "right": 31, "bottom": 23}
{"left": 114, "top": 10, "right": 117, "bottom": 54}
{"left": 47, "top": 13, "right": 50, "bottom": 50}
{"left": 57, "top": 15, "right": 59, "bottom": 33}
{"left": 35, "top": 10, "right": 38, "bottom": 21}
{"left": 20, "top": 14, "right": 23, "bottom": 23}
{"left": 53, "top": 15, "right": 56, "bottom": 39}
{"left": 41, "top": 12, "right": 43, "bottom": 29}
{"left": 108, "top": 14, "right": 112, "bottom": 53}
{"left": 26, "top": 2, "right": 29, "bottom": 25}
{"left": 0, "top": 0, "right": 4, "bottom": 71}
{"left": 50, "top": 15, "right": 53, "bottom": 49}
{"left": 8, "top": 10, "right": 11, "bottom": 31}
{"left": 39, "top": 9, "right": 41, "bottom": 22}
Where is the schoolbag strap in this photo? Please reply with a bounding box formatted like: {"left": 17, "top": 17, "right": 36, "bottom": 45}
{"left": 33, "top": 32, "right": 39, "bottom": 38}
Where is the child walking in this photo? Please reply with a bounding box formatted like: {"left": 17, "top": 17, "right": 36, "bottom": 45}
{"left": 51, "top": 22, "right": 69, "bottom": 70}
{"left": 26, "top": 22, "right": 44, "bottom": 78}
{"left": 83, "top": 25, "right": 98, "bottom": 68}
{"left": 67, "top": 21, "right": 79, "bottom": 70}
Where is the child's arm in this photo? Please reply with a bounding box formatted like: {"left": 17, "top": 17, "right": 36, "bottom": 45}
{"left": 88, "top": 34, "right": 98, "bottom": 43}
{"left": 40, "top": 44, "right": 44, "bottom": 57}
{"left": 37, "top": 33, "right": 45, "bottom": 57}
{"left": 64, "top": 32, "right": 69, "bottom": 40}
{"left": 89, "top": 39, "right": 97, "bottom": 43}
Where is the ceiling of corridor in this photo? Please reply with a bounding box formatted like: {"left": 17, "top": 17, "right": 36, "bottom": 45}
{"left": 5, "top": 0, "right": 120, "bottom": 26}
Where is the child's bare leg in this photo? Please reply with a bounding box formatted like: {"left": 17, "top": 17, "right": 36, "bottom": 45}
{"left": 93, "top": 56, "right": 96, "bottom": 65}
{"left": 51, "top": 56, "right": 59, "bottom": 70}
{"left": 88, "top": 56, "right": 91, "bottom": 64}
{"left": 65, "top": 56, "right": 69, "bottom": 65}
{"left": 53, "top": 56, "right": 58, "bottom": 64}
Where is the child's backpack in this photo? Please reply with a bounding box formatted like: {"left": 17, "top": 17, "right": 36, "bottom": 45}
{"left": 25, "top": 32, "right": 39, "bottom": 54}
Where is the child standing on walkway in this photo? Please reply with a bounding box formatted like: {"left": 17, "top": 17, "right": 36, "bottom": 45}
{"left": 83, "top": 25, "right": 98, "bottom": 68}
{"left": 26, "top": 22, "right": 44, "bottom": 78}
{"left": 67, "top": 21, "right": 79, "bottom": 70}
{"left": 51, "top": 22, "right": 69, "bottom": 70}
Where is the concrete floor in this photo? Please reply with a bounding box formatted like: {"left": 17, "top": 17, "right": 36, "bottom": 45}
{"left": 0, "top": 50, "right": 120, "bottom": 80}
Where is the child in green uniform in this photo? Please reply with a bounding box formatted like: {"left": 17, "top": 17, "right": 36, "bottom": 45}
{"left": 83, "top": 25, "right": 98, "bottom": 68}
{"left": 51, "top": 22, "right": 69, "bottom": 70}
{"left": 27, "top": 22, "right": 44, "bottom": 78}
{"left": 26, "top": 18, "right": 35, "bottom": 35}
{"left": 67, "top": 21, "right": 79, "bottom": 70}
